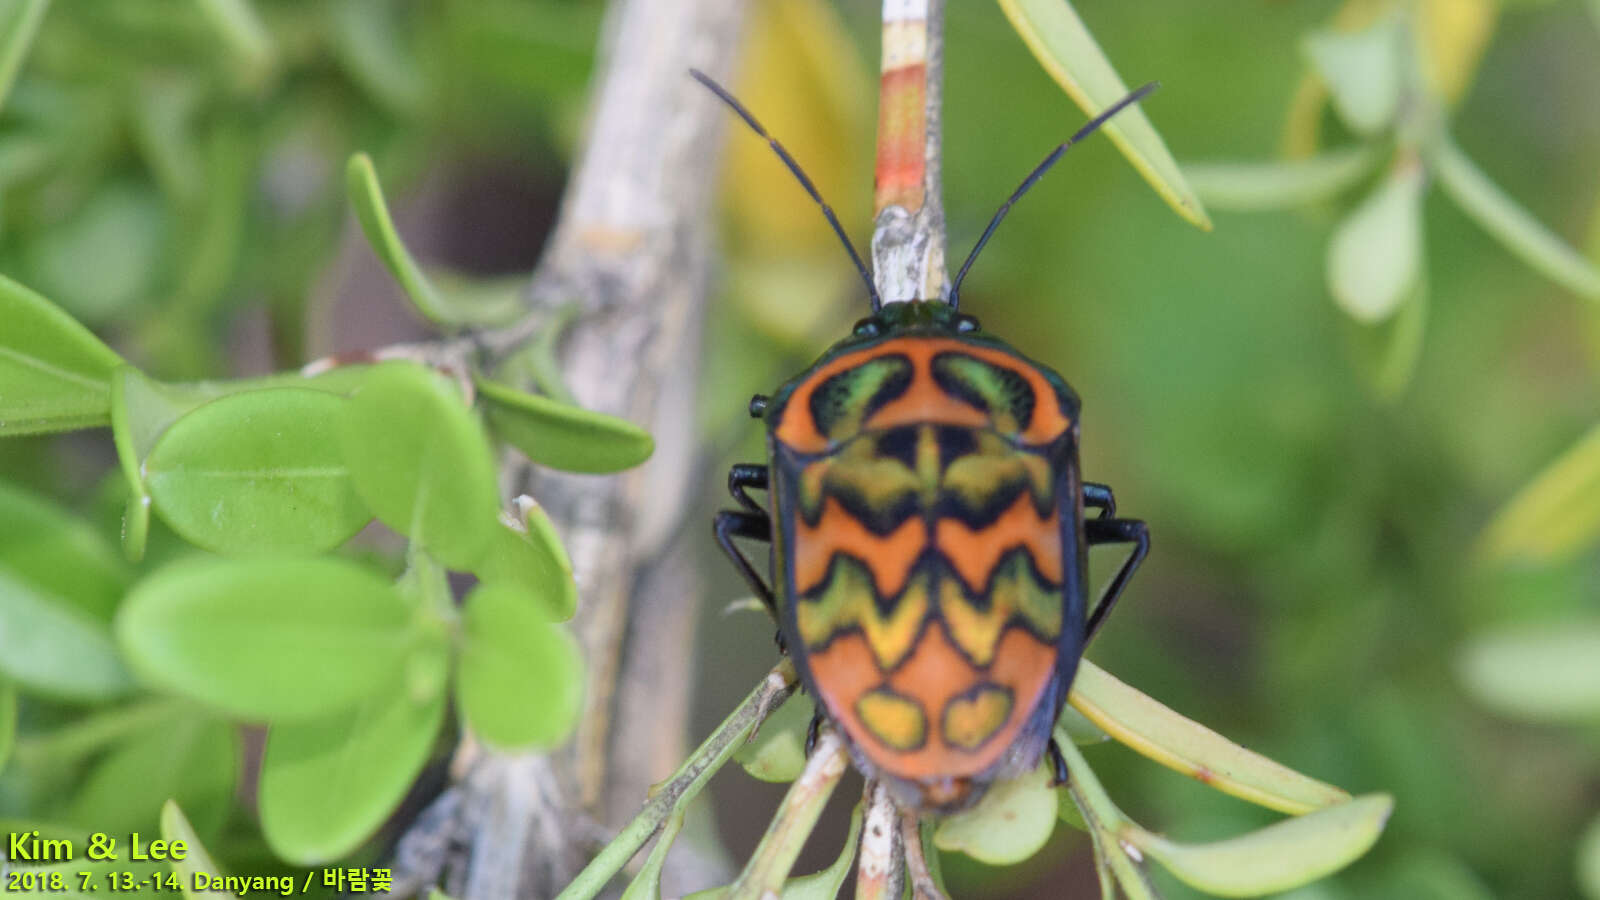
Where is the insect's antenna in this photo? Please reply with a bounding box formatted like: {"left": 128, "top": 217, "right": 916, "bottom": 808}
{"left": 950, "top": 82, "right": 1159, "bottom": 309}
{"left": 690, "top": 68, "right": 882, "bottom": 311}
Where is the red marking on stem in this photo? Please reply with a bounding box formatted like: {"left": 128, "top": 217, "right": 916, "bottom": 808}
{"left": 875, "top": 63, "right": 927, "bottom": 213}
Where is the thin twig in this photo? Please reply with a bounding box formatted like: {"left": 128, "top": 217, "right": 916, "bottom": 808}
{"left": 870, "top": 0, "right": 949, "bottom": 304}
{"left": 900, "top": 809, "right": 950, "bottom": 900}
{"left": 855, "top": 781, "right": 907, "bottom": 900}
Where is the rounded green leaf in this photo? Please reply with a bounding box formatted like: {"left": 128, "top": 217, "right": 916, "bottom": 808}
{"left": 734, "top": 694, "right": 810, "bottom": 783}
{"left": 456, "top": 583, "right": 582, "bottom": 750}
{"left": 0, "top": 569, "right": 132, "bottom": 701}
{"left": 161, "top": 800, "right": 226, "bottom": 895}
{"left": 478, "top": 378, "right": 654, "bottom": 475}
{"left": 933, "top": 764, "right": 1058, "bottom": 866}
{"left": 478, "top": 501, "right": 578, "bottom": 621}
{"left": 25, "top": 179, "right": 169, "bottom": 323}
{"left": 1327, "top": 162, "right": 1424, "bottom": 323}
{"left": 1457, "top": 622, "right": 1600, "bottom": 723}
{"left": 1479, "top": 424, "right": 1600, "bottom": 565}
{"left": 996, "top": 0, "right": 1211, "bottom": 230}
{"left": 145, "top": 388, "right": 370, "bottom": 555}
{"left": 116, "top": 556, "right": 413, "bottom": 720}
{"left": 0, "top": 272, "right": 123, "bottom": 435}
{"left": 340, "top": 363, "right": 499, "bottom": 569}
{"left": 259, "top": 683, "right": 445, "bottom": 865}
{"left": 61, "top": 715, "right": 236, "bottom": 838}
{"left": 0, "top": 479, "right": 128, "bottom": 622}
{"left": 1303, "top": 18, "right": 1403, "bottom": 136}
{"left": 1131, "top": 794, "right": 1393, "bottom": 898}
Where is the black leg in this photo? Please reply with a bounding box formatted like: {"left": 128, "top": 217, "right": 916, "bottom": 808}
{"left": 1084, "top": 517, "right": 1149, "bottom": 642}
{"left": 729, "top": 463, "right": 769, "bottom": 514}
{"left": 714, "top": 509, "right": 774, "bottom": 611}
{"left": 1082, "top": 482, "right": 1115, "bottom": 519}
{"left": 1046, "top": 737, "right": 1069, "bottom": 787}
{"left": 804, "top": 707, "right": 825, "bottom": 757}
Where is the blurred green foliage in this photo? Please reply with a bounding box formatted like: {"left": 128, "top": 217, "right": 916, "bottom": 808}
{"left": 0, "top": 0, "right": 1597, "bottom": 897}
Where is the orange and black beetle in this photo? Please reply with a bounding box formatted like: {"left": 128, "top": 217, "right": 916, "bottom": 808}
{"left": 699, "top": 71, "right": 1152, "bottom": 812}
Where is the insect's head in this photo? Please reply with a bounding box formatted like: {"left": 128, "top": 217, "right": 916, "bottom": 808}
{"left": 848, "top": 300, "right": 980, "bottom": 340}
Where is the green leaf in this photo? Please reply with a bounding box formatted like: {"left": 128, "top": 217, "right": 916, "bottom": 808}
{"left": 192, "top": 0, "right": 275, "bottom": 88}
{"left": 456, "top": 583, "right": 583, "bottom": 750}
{"left": 478, "top": 500, "right": 578, "bottom": 621}
{"left": 734, "top": 693, "right": 810, "bottom": 783}
{"left": 0, "top": 678, "right": 15, "bottom": 770}
{"left": 620, "top": 808, "right": 684, "bottom": 900}
{"left": 0, "top": 571, "right": 131, "bottom": 701}
{"left": 0, "top": 273, "right": 123, "bottom": 435}
{"left": 121, "top": 494, "right": 151, "bottom": 564}
{"left": 1070, "top": 660, "right": 1350, "bottom": 815}
{"left": 145, "top": 388, "right": 370, "bottom": 556}
{"left": 1302, "top": 17, "right": 1403, "bottom": 136}
{"left": 60, "top": 715, "right": 236, "bottom": 837}
{"left": 332, "top": 0, "right": 427, "bottom": 116}
{"left": 1479, "top": 423, "right": 1600, "bottom": 564}
{"left": 0, "top": 0, "right": 51, "bottom": 114}
{"left": 782, "top": 802, "right": 863, "bottom": 900}
{"left": 116, "top": 556, "right": 414, "bottom": 720}
{"left": 996, "top": 0, "right": 1211, "bottom": 230}
{"left": 1579, "top": 812, "right": 1600, "bottom": 900}
{"left": 259, "top": 682, "right": 445, "bottom": 864}
{"left": 1457, "top": 622, "right": 1600, "bottom": 723}
{"left": 1184, "top": 145, "right": 1385, "bottom": 212}
{"left": 1343, "top": 270, "right": 1427, "bottom": 400}
{"left": 161, "top": 800, "right": 225, "bottom": 899}
{"left": 1057, "top": 704, "right": 1109, "bottom": 745}
{"left": 1327, "top": 161, "right": 1425, "bottom": 323}
{"left": 346, "top": 153, "right": 466, "bottom": 327}
{"left": 933, "top": 764, "right": 1057, "bottom": 866}
{"left": 340, "top": 363, "right": 500, "bottom": 569}
{"left": 109, "top": 367, "right": 213, "bottom": 561}
{"left": 25, "top": 179, "right": 169, "bottom": 323}
{"left": 1129, "top": 794, "right": 1394, "bottom": 898}
{"left": 1430, "top": 135, "right": 1600, "bottom": 300}
{"left": 0, "top": 479, "right": 129, "bottom": 621}
{"left": 478, "top": 377, "right": 655, "bottom": 474}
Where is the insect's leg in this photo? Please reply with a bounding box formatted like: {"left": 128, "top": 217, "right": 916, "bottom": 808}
{"left": 729, "top": 463, "right": 769, "bottom": 514}
{"left": 1084, "top": 517, "right": 1149, "bottom": 642}
{"left": 804, "top": 706, "right": 825, "bottom": 757}
{"left": 714, "top": 508, "right": 774, "bottom": 612}
{"left": 1045, "top": 737, "right": 1069, "bottom": 787}
{"left": 1082, "top": 482, "right": 1115, "bottom": 519}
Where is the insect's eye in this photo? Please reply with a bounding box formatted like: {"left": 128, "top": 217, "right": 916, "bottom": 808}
{"left": 853, "top": 318, "right": 883, "bottom": 337}
{"left": 954, "top": 314, "right": 980, "bottom": 333}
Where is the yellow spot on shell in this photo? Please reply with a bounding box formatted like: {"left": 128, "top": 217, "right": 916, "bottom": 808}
{"left": 942, "top": 684, "right": 1013, "bottom": 751}
{"left": 855, "top": 686, "right": 927, "bottom": 751}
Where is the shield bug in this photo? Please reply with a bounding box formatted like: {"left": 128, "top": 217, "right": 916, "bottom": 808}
{"left": 697, "top": 70, "right": 1153, "bottom": 812}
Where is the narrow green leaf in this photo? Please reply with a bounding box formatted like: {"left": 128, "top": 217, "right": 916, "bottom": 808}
{"left": 1302, "top": 17, "right": 1403, "bottom": 136}
{"left": 191, "top": 0, "right": 274, "bottom": 86}
{"left": 109, "top": 367, "right": 212, "bottom": 561}
{"left": 620, "top": 808, "right": 685, "bottom": 900}
{"left": 734, "top": 693, "right": 810, "bottom": 784}
{"left": 0, "top": 0, "right": 51, "bottom": 114}
{"left": 1343, "top": 271, "right": 1427, "bottom": 400}
{"left": 1579, "top": 812, "right": 1600, "bottom": 900}
{"left": 1430, "top": 136, "right": 1600, "bottom": 300}
{"left": 1457, "top": 622, "right": 1600, "bottom": 723}
{"left": 116, "top": 557, "right": 413, "bottom": 720}
{"left": 478, "top": 501, "right": 578, "bottom": 621}
{"left": 1130, "top": 794, "right": 1394, "bottom": 897}
{"left": 331, "top": 0, "right": 427, "bottom": 116}
{"left": 456, "top": 583, "right": 583, "bottom": 750}
{"left": 478, "top": 377, "right": 655, "bottom": 474}
{"left": 0, "top": 678, "right": 16, "bottom": 770}
{"left": 781, "top": 804, "right": 863, "bottom": 900}
{"left": 1070, "top": 660, "right": 1351, "bottom": 815}
{"left": 1327, "top": 161, "right": 1425, "bottom": 323}
{"left": 0, "top": 273, "right": 123, "bottom": 435}
{"left": 933, "top": 764, "right": 1057, "bottom": 866}
{"left": 997, "top": 0, "right": 1211, "bottom": 230}
{"left": 259, "top": 681, "right": 445, "bottom": 865}
{"left": 341, "top": 363, "right": 499, "bottom": 569}
{"left": 1479, "top": 423, "right": 1600, "bottom": 564}
{"left": 61, "top": 715, "right": 236, "bottom": 837}
{"left": 1057, "top": 704, "right": 1109, "bottom": 745}
{"left": 1184, "top": 145, "right": 1384, "bottom": 212}
{"left": 161, "top": 800, "right": 226, "bottom": 900}
{"left": 346, "top": 153, "right": 455, "bottom": 326}
{"left": 145, "top": 388, "right": 370, "bottom": 556}
{"left": 122, "top": 494, "right": 151, "bottom": 564}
